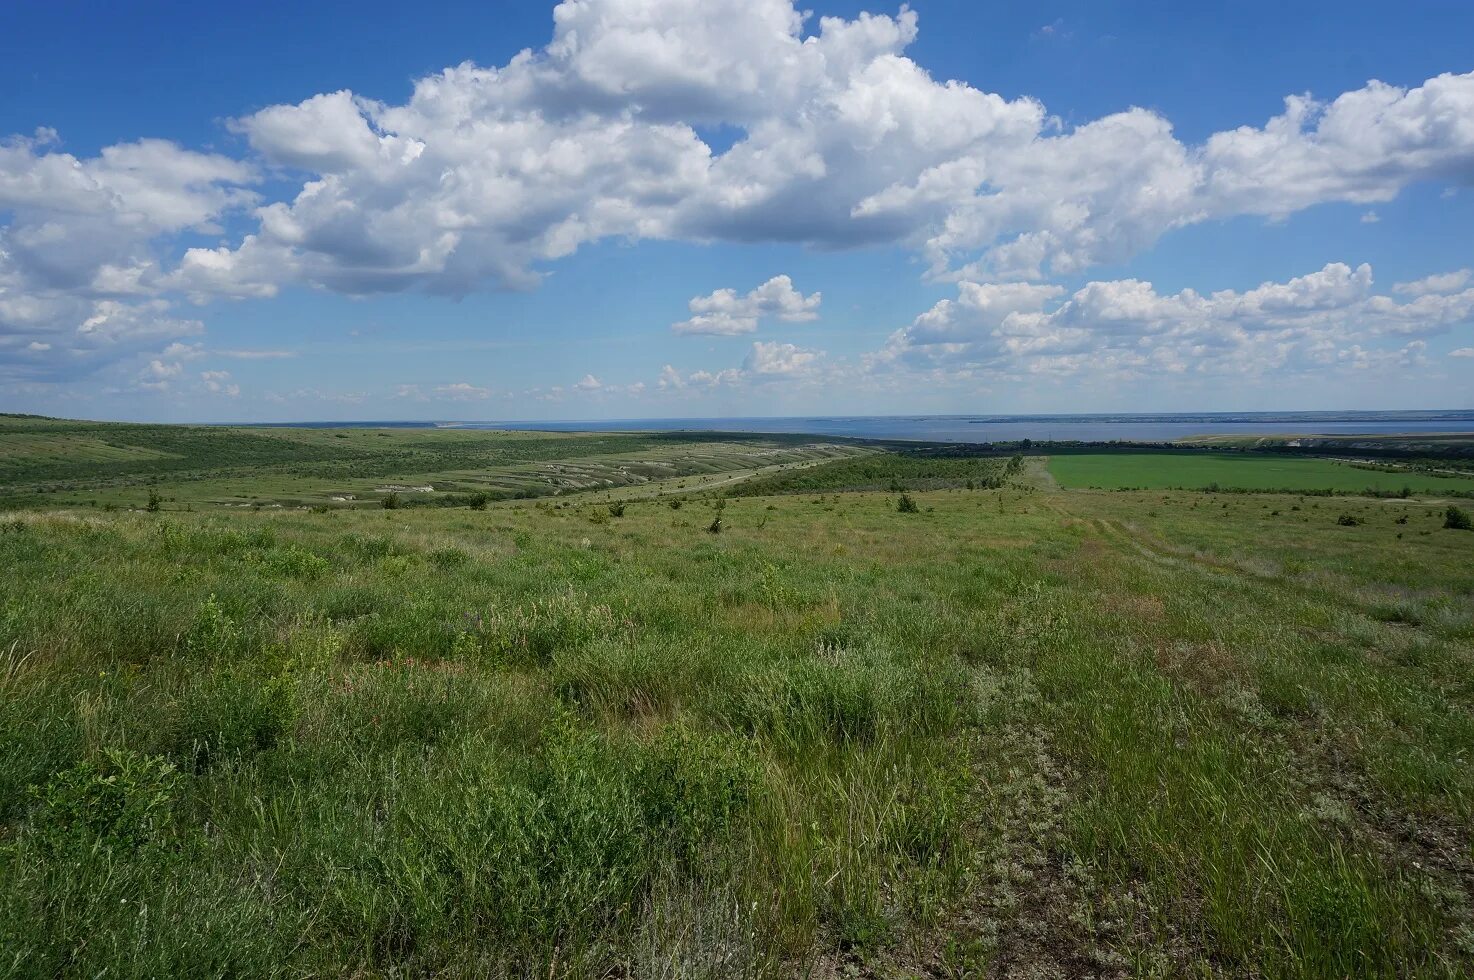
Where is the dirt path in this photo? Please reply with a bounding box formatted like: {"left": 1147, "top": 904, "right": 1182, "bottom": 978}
{"left": 1037, "top": 494, "right": 1474, "bottom": 963}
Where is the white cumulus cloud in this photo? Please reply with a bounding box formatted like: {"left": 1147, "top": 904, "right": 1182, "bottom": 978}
{"left": 876, "top": 261, "right": 1474, "bottom": 383}
{"left": 6, "top": 0, "right": 1474, "bottom": 394}
{"left": 743, "top": 339, "right": 822, "bottom": 376}
{"left": 673, "top": 274, "right": 820, "bottom": 335}
{"left": 160, "top": 3, "right": 1474, "bottom": 299}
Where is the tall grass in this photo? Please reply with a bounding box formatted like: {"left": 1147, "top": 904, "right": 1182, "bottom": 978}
{"left": 0, "top": 484, "right": 1471, "bottom": 975}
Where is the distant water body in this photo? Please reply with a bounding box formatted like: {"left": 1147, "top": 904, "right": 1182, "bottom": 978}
{"left": 409, "top": 411, "right": 1474, "bottom": 444}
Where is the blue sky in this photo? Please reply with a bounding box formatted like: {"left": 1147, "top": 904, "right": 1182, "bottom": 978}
{"left": 2, "top": 0, "right": 1472, "bottom": 421}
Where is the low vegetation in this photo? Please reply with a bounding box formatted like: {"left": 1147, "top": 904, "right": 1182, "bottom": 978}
{"left": 727, "top": 451, "right": 1017, "bottom": 496}
{"left": 0, "top": 415, "right": 873, "bottom": 511}
{"left": 2, "top": 421, "right": 1472, "bottom": 977}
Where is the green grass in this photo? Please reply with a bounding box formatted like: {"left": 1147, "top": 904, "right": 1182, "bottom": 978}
{"left": 1048, "top": 451, "right": 1474, "bottom": 494}
{"left": 2, "top": 425, "right": 1474, "bottom": 976}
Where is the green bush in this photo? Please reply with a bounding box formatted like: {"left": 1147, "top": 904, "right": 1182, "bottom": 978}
{"left": 1445, "top": 505, "right": 1472, "bottom": 530}
{"left": 164, "top": 672, "right": 295, "bottom": 773}
{"left": 632, "top": 727, "right": 758, "bottom": 861}
{"left": 28, "top": 749, "right": 178, "bottom": 852}
{"left": 896, "top": 494, "right": 920, "bottom": 514}
{"left": 259, "top": 544, "right": 331, "bottom": 579}
{"left": 182, "top": 594, "right": 241, "bottom": 661}
{"left": 453, "top": 592, "right": 622, "bottom": 668}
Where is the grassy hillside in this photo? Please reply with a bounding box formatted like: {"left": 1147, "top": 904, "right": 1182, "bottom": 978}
{"left": 1049, "top": 451, "right": 1474, "bottom": 495}
{"left": 2, "top": 424, "right": 1473, "bottom": 976}
{"left": 0, "top": 416, "right": 871, "bottom": 510}
{"left": 726, "top": 451, "right": 1023, "bottom": 495}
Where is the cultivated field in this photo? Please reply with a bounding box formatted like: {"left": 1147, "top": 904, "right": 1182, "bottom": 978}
{"left": 1049, "top": 451, "right": 1474, "bottom": 495}
{"left": 2, "top": 420, "right": 1473, "bottom": 977}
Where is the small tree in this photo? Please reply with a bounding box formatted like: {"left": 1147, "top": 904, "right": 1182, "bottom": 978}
{"left": 145, "top": 490, "right": 162, "bottom": 513}
{"left": 896, "top": 493, "right": 920, "bottom": 514}
{"left": 381, "top": 492, "right": 401, "bottom": 510}
{"left": 1445, "top": 505, "right": 1472, "bottom": 531}
{"left": 467, "top": 491, "right": 489, "bottom": 511}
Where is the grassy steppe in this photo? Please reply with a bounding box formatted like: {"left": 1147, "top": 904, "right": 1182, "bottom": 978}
{"left": 2, "top": 473, "right": 1473, "bottom": 976}
{"left": 0, "top": 416, "right": 870, "bottom": 510}
{"left": 1048, "top": 451, "right": 1474, "bottom": 494}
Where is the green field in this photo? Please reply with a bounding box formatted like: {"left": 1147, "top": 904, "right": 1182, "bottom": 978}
{"left": 3, "top": 422, "right": 1474, "bottom": 977}
{"left": 1048, "top": 451, "right": 1474, "bottom": 494}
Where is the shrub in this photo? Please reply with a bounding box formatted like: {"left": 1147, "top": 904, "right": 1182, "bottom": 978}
{"left": 145, "top": 490, "right": 162, "bottom": 513}
{"left": 381, "top": 492, "right": 401, "bottom": 510}
{"left": 259, "top": 545, "right": 330, "bottom": 579}
{"left": 1336, "top": 514, "right": 1361, "bottom": 527}
{"left": 430, "top": 546, "right": 469, "bottom": 568}
{"left": 668, "top": 499, "right": 682, "bottom": 510}
{"left": 896, "top": 493, "right": 920, "bottom": 514}
{"left": 467, "top": 491, "right": 490, "bottom": 511}
{"left": 707, "top": 515, "right": 722, "bottom": 534}
{"left": 632, "top": 727, "right": 759, "bottom": 861}
{"left": 608, "top": 502, "right": 626, "bottom": 518}
{"left": 475, "top": 592, "right": 621, "bottom": 668}
{"left": 1445, "top": 506, "right": 1472, "bottom": 530}
{"left": 183, "top": 593, "right": 240, "bottom": 660}
{"left": 29, "top": 749, "right": 178, "bottom": 851}
{"left": 165, "top": 673, "right": 295, "bottom": 773}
